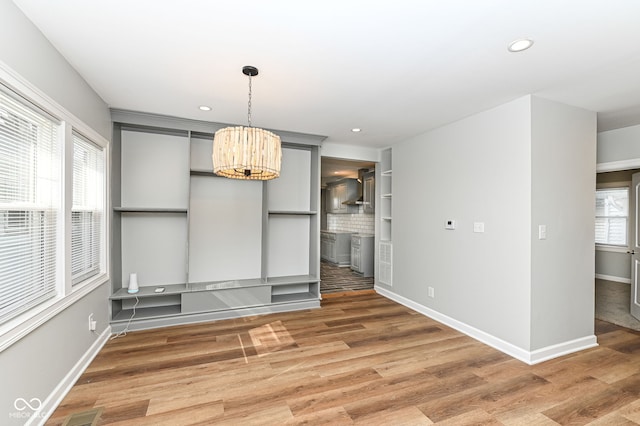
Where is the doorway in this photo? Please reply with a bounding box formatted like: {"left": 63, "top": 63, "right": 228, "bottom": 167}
{"left": 595, "top": 168, "right": 640, "bottom": 330}
{"left": 320, "top": 157, "right": 376, "bottom": 295}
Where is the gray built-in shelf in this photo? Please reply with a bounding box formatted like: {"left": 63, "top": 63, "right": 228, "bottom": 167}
{"left": 110, "top": 111, "right": 325, "bottom": 332}
{"left": 376, "top": 148, "right": 393, "bottom": 287}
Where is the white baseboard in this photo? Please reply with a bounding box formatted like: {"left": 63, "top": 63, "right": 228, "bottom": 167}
{"left": 28, "top": 326, "right": 111, "bottom": 426}
{"left": 595, "top": 273, "right": 631, "bottom": 284}
{"left": 375, "top": 286, "right": 598, "bottom": 365}
{"left": 528, "top": 335, "right": 598, "bottom": 364}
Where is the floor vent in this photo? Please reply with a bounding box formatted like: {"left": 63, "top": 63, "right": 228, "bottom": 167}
{"left": 62, "top": 407, "right": 103, "bottom": 426}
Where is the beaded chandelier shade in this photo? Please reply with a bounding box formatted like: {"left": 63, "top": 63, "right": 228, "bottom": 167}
{"left": 212, "top": 66, "right": 281, "bottom": 180}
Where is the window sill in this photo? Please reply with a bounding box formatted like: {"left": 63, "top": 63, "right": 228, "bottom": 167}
{"left": 595, "top": 245, "right": 630, "bottom": 254}
{"left": 0, "top": 274, "right": 109, "bottom": 353}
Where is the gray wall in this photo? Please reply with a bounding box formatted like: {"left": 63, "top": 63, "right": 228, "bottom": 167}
{"left": 392, "top": 95, "right": 596, "bottom": 353}
{"left": 529, "top": 97, "right": 596, "bottom": 350}
{"left": 596, "top": 250, "right": 631, "bottom": 280}
{"left": 0, "top": 1, "right": 111, "bottom": 423}
{"left": 393, "top": 96, "right": 533, "bottom": 350}
{"left": 0, "top": 0, "right": 111, "bottom": 139}
{"left": 1, "top": 286, "right": 110, "bottom": 422}
{"left": 597, "top": 124, "right": 640, "bottom": 164}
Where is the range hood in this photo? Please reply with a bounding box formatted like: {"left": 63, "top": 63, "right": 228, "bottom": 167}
{"left": 342, "top": 168, "right": 368, "bottom": 205}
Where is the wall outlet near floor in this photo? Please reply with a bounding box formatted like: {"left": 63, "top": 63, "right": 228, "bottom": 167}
{"left": 428, "top": 286, "right": 435, "bottom": 298}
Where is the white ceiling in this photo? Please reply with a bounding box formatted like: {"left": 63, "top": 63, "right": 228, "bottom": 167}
{"left": 12, "top": 0, "right": 640, "bottom": 148}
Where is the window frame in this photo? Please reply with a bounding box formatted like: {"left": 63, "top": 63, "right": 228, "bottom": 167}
{"left": 0, "top": 64, "right": 110, "bottom": 352}
{"left": 595, "top": 182, "right": 630, "bottom": 250}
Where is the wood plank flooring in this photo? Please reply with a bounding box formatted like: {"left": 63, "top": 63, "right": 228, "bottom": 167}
{"left": 320, "top": 260, "right": 374, "bottom": 294}
{"left": 47, "top": 293, "right": 640, "bottom": 425}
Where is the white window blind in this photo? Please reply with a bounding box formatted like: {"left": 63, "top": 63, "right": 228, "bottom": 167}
{"left": 595, "top": 187, "right": 629, "bottom": 246}
{"left": 0, "top": 88, "right": 60, "bottom": 324}
{"left": 72, "top": 133, "right": 104, "bottom": 284}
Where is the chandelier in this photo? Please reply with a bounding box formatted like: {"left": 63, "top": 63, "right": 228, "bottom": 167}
{"left": 212, "top": 66, "right": 282, "bottom": 180}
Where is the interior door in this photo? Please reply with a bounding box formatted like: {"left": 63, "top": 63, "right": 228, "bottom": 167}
{"left": 631, "top": 172, "right": 640, "bottom": 320}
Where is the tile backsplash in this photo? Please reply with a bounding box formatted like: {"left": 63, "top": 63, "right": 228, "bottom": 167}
{"left": 327, "top": 207, "right": 374, "bottom": 234}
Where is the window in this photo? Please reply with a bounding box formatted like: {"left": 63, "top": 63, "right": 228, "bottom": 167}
{"left": 0, "top": 88, "right": 60, "bottom": 324}
{"left": 595, "top": 187, "right": 629, "bottom": 246}
{"left": 72, "top": 134, "right": 104, "bottom": 284}
{"left": 0, "top": 71, "right": 108, "bottom": 348}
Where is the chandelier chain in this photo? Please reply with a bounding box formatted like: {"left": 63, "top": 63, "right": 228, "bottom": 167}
{"left": 247, "top": 73, "right": 252, "bottom": 127}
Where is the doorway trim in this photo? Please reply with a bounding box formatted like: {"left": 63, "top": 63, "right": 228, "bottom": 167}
{"left": 597, "top": 158, "right": 640, "bottom": 173}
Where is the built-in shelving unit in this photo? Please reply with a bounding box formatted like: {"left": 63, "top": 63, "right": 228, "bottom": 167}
{"left": 379, "top": 150, "right": 392, "bottom": 243}
{"left": 377, "top": 148, "right": 393, "bottom": 287}
{"left": 110, "top": 111, "right": 324, "bottom": 332}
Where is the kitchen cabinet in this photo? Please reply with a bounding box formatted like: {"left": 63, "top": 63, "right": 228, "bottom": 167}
{"left": 351, "top": 234, "right": 374, "bottom": 277}
{"left": 321, "top": 231, "right": 352, "bottom": 266}
{"left": 326, "top": 179, "right": 358, "bottom": 214}
{"left": 363, "top": 171, "right": 375, "bottom": 214}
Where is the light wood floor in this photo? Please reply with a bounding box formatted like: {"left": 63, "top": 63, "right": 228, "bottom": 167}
{"left": 47, "top": 293, "right": 640, "bottom": 425}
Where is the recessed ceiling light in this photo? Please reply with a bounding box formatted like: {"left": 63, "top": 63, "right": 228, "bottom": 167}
{"left": 508, "top": 38, "right": 534, "bottom": 53}
{"left": 351, "top": 128, "right": 362, "bottom": 133}
{"left": 199, "top": 105, "right": 212, "bottom": 111}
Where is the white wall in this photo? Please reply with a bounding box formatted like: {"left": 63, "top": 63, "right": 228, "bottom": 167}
{"left": 389, "top": 95, "right": 597, "bottom": 360}
{"left": 529, "top": 97, "right": 596, "bottom": 350}
{"left": 392, "top": 96, "right": 533, "bottom": 350}
{"left": 0, "top": 1, "right": 111, "bottom": 423}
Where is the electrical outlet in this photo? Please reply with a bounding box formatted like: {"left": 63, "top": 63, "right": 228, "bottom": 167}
{"left": 428, "top": 287, "right": 435, "bottom": 298}
{"left": 88, "top": 313, "right": 96, "bottom": 331}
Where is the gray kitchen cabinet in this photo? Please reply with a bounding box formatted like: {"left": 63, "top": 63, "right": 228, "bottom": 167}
{"left": 363, "top": 171, "right": 375, "bottom": 214}
{"left": 326, "top": 179, "right": 358, "bottom": 214}
{"left": 351, "top": 234, "right": 374, "bottom": 277}
{"left": 321, "top": 231, "right": 352, "bottom": 266}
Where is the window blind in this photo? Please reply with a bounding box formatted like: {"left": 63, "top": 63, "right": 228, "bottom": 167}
{"left": 71, "top": 133, "right": 104, "bottom": 284}
{"left": 0, "top": 88, "right": 60, "bottom": 324}
{"left": 595, "top": 188, "right": 629, "bottom": 246}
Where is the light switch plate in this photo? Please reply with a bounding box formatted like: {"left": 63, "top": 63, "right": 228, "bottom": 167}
{"left": 538, "top": 225, "right": 547, "bottom": 240}
{"left": 473, "top": 222, "right": 485, "bottom": 233}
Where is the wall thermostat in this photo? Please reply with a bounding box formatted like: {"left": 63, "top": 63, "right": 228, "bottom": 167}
{"left": 445, "top": 220, "right": 456, "bottom": 230}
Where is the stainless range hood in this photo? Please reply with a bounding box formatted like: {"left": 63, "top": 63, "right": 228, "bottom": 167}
{"left": 342, "top": 168, "right": 369, "bottom": 205}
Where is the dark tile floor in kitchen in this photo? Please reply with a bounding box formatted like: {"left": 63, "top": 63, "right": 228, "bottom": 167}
{"left": 320, "top": 260, "right": 374, "bottom": 294}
